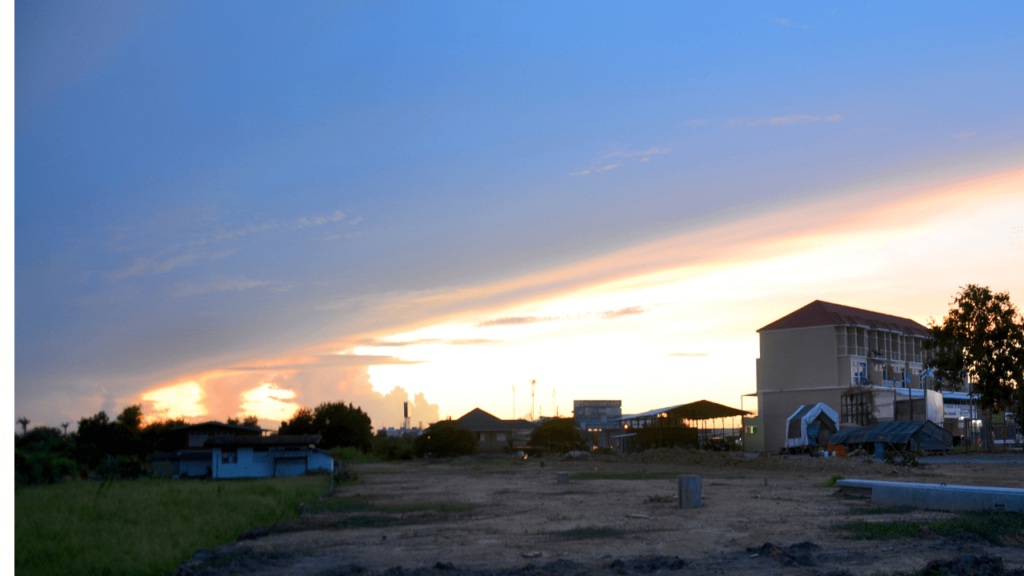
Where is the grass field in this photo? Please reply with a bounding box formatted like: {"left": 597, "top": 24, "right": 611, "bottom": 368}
{"left": 16, "top": 475, "right": 331, "bottom": 576}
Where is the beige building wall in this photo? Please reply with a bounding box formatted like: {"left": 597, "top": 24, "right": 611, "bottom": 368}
{"left": 760, "top": 388, "right": 845, "bottom": 454}
{"left": 756, "top": 326, "right": 838, "bottom": 393}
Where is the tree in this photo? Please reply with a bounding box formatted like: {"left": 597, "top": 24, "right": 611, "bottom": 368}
{"left": 17, "top": 417, "right": 30, "bottom": 435}
{"left": 528, "top": 418, "right": 588, "bottom": 454}
{"left": 278, "top": 407, "right": 316, "bottom": 435}
{"left": 924, "top": 285, "right": 1024, "bottom": 438}
{"left": 116, "top": 404, "right": 144, "bottom": 433}
{"left": 312, "top": 402, "right": 373, "bottom": 452}
{"left": 413, "top": 420, "right": 476, "bottom": 458}
{"left": 227, "top": 415, "right": 260, "bottom": 428}
{"left": 279, "top": 403, "right": 373, "bottom": 452}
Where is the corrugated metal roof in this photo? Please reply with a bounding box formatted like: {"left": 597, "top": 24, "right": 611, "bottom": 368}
{"left": 758, "top": 300, "right": 928, "bottom": 336}
{"left": 828, "top": 420, "right": 952, "bottom": 450}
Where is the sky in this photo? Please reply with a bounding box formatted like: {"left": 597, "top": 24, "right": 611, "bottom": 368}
{"left": 14, "top": 2, "right": 1024, "bottom": 433}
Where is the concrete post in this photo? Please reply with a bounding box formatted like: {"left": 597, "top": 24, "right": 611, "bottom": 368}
{"left": 678, "top": 475, "right": 701, "bottom": 509}
{"left": 557, "top": 472, "right": 570, "bottom": 484}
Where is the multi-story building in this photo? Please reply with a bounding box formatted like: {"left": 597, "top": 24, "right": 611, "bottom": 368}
{"left": 573, "top": 400, "right": 622, "bottom": 450}
{"left": 747, "top": 300, "right": 938, "bottom": 453}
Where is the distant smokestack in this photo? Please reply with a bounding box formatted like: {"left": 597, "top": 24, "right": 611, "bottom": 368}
{"left": 404, "top": 402, "right": 408, "bottom": 418}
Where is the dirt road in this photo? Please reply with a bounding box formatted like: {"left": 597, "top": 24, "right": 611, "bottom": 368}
{"left": 178, "top": 450, "right": 1024, "bottom": 576}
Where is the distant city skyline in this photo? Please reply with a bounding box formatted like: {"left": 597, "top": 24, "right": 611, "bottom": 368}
{"left": 15, "top": 3, "right": 1024, "bottom": 432}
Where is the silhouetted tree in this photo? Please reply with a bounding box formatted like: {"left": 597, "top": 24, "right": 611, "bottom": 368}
{"left": 227, "top": 415, "right": 260, "bottom": 427}
{"left": 140, "top": 417, "right": 189, "bottom": 454}
{"left": 313, "top": 402, "right": 373, "bottom": 451}
{"left": 60, "top": 422, "right": 70, "bottom": 437}
{"left": 413, "top": 420, "right": 476, "bottom": 458}
{"left": 279, "top": 403, "right": 372, "bottom": 451}
{"left": 278, "top": 407, "right": 316, "bottom": 435}
{"left": 116, "top": 404, "right": 144, "bottom": 433}
{"left": 528, "top": 418, "right": 588, "bottom": 454}
{"left": 925, "top": 285, "right": 1024, "bottom": 415}
{"left": 17, "top": 417, "right": 30, "bottom": 435}
{"left": 15, "top": 426, "right": 77, "bottom": 484}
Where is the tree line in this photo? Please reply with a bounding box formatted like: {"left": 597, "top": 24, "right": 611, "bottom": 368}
{"left": 15, "top": 401, "right": 376, "bottom": 485}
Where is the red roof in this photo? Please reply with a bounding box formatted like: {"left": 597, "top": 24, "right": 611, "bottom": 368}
{"left": 757, "top": 300, "right": 928, "bottom": 336}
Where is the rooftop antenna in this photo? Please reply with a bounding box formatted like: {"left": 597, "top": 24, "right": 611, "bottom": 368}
{"left": 512, "top": 385, "right": 516, "bottom": 420}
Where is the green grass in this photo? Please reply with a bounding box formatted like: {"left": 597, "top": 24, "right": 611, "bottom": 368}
{"left": 838, "top": 511, "right": 1024, "bottom": 545}
{"left": 572, "top": 472, "right": 677, "bottom": 480}
{"left": 816, "top": 474, "right": 845, "bottom": 487}
{"left": 556, "top": 527, "right": 629, "bottom": 539}
{"left": 16, "top": 475, "right": 330, "bottom": 576}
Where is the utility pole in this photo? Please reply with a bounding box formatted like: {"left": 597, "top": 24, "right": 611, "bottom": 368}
{"left": 512, "top": 385, "right": 516, "bottom": 420}
{"left": 553, "top": 388, "right": 557, "bottom": 417}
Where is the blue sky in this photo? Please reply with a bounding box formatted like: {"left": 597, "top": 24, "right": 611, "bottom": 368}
{"left": 15, "top": 2, "right": 1024, "bottom": 429}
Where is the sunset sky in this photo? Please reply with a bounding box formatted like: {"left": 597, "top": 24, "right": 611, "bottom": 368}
{"left": 14, "top": 3, "right": 1024, "bottom": 432}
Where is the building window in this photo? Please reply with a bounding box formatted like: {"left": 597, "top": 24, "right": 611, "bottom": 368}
{"left": 852, "top": 361, "right": 868, "bottom": 385}
{"left": 479, "top": 433, "right": 485, "bottom": 442}
{"left": 221, "top": 450, "right": 237, "bottom": 464}
{"left": 496, "top": 433, "right": 506, "bottom": 442}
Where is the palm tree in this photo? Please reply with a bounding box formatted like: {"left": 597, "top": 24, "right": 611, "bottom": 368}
{"left": 61, "top": 422, "right": 70, "bottom": 437}
{"left": 17, "top": 417, "right": 30, "bottom": 435}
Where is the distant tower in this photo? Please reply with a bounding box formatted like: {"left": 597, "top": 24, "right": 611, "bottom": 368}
{"left": 531, "top": 379, "right": 536, "bottom": 421}
{"left": 403, "top": 401, "right": 410, "bottom": 430}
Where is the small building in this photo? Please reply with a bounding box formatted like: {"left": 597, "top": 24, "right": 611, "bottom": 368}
{"left": 205, "top": 434, "right": 334, "bottom": 479}
{"left": 573, "top": 400, "right": 622, "bottom": 450}
{"left": 454, "top": 408, "right": 537, "bottom": 452}
{"left": 615, "top": 400, "right": 749, "bottom": 452}
{"left": 149, "top": 421, "right": 268, "bottom": 477}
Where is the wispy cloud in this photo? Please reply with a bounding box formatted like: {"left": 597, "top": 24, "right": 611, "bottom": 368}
{"left": 570, "top": 146, "right": 670, "bottom": 176}
{"left": 730, "top": 114, "right": 842, "bottom": 127}
{"left": 476, "top": 306, "right": 649, "bottom": 327}
{"left": 771, "top": 18, "right": 817, "bottom": 29}
{"left": 295, "top": 210, "right": 345, "bottom": 229}
{"left": 228, "top": 353, "right": 425, "bottom": 370}
{"left": 171, "top": 277, "right": 271, "bottom": 298}
{"left": 358, "top": 337, "right": 498, "bottom": 347}
{"left": 110, "top": 253, "right": 201, "bottom": 280}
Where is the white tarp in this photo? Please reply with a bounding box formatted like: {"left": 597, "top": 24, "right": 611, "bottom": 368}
{"left": 785, "top": 403, "right": 839, "bottom": 449}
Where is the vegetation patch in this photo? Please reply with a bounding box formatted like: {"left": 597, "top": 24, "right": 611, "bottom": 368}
{"left": 838, "top": 511, "right": 1024, "bottom": 545}
{"left": 15, "top": 475, "right": 330, "bottom": 576}
{"left": 816, "top": 474, "right": 845, "bottom": 487}
{"left": 556, "top": 526, "right": 630, "bottom": 540}
{"left": 303, "top": 496, "right": 480, "bottom": 515}
{"left": 847, "top": 505, "right": 917, "bottom": 515}
{"left": 573, "top": 472, "right": 677, "bottom": 480}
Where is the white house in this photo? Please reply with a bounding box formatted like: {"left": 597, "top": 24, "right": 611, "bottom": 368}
{"left": 204, "top": 434, "right": 335, "bottom": 479}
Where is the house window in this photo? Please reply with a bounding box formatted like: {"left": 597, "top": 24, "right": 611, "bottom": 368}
{"left": 221, "top": 450, "right": 237, "bottom": 464}
{"left": 852, "top": 361, "right": 868, "bottom": 385}
{"left": 496, "top": 433, "right": 506, "bottom": 442}
{"left": 479, "top": 433, "right": 485, "bottom": 442}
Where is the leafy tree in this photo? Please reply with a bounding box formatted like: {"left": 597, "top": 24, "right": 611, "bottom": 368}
{"left": 116, "top": 404, "right": 144, "bottom": 433}
{"left": 227, "top": 415, "right": 260, "bottom": 427}
{"left": 278, "top": 407, "right": 316, "bottom": 435}
{"left": 413, "top": 420, "right": 476, "bottom": 458}
{"left": 15, "top": 426, "right": 78, "bottom": 484}
{"left": 924, "top": 285, "right": 1024, "bottom": 418}
{"left": 279, "top": 403, "right": 373, "bottom": 452}
{"left": 528, "top": 418, "right": 587, "bottom": 454}
{"left": 140, "top": 417, "right": 189, "bottom": 454}
{"left": 312, "top": 402, "right": 373, "bottom": 451}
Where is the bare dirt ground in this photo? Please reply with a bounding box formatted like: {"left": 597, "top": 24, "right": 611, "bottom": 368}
{"left": 178, "top": 450, "right": 1024, "bottom": 576}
